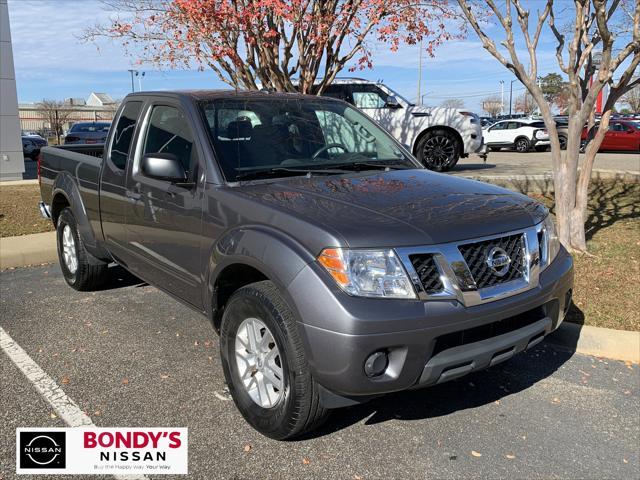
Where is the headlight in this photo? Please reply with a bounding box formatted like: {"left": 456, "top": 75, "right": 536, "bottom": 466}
{"left": 540, "top": 215, "right": 560, "bottom": 267}
{"left": 317, "top": 248, "right": 416, "bottom": 299}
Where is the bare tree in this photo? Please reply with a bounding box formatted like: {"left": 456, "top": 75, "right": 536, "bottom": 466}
{"left": 514, "top": 93, "right": 536, "bottom": 115}
{"left": 482, "top": 96, "right": 503, "bottom": 116}
{"left": 457, "top": 0, "right": 640, "bottom": 252}
{"left": 441, "top": 98, "right": 465, "bottom": 108}
{"left": 623, "top": 84, "right": 640, "bottom": 111}
{"left": 36, "top": 100, "right": 73, "bottom": 144}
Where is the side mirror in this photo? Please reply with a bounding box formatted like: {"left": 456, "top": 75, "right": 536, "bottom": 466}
{"left": 384, "top": 96, "right": 402, "bottom": 109}
{"left": 140, "top": 153, "right": 187, "bottom": 183}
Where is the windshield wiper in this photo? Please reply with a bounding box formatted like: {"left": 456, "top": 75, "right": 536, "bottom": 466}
{"left": 235, "top": 166, "right": 350, "bottom": 181}
{"left": 323, "top": 160, "right": 415, "bottom": 172}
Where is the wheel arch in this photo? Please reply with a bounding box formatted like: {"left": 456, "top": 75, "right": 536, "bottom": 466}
{"left": 206, "top": 226, "right": 314, "bottom": 333}
{"left": 50, "top": 173, "right": 108, "bottom": 260}
{"left": 51, "top": 191, "right": 71, "bottom": 226}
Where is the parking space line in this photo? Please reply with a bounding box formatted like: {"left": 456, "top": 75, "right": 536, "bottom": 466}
{"left": 0, "top": 326, "right": 149, "bottom": 480}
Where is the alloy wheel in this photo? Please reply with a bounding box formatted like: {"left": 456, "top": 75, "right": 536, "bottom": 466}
{"left": 422, "top": 135, "right": 456, "bottom": 168}
{"left": 62, "top": 225, "right": 78, "bottom": 274}
{"left": 234, "top": 317, "right": 284, "bottom": 408}
{"left": 516, "top": 139, "right": 529, "bottom": 152}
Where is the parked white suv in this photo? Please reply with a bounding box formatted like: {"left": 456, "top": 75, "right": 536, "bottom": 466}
{"left": 482, "top": 119, "right": 550, "bottom": 153}
{"left": 321, "top": 79, "right": 484, "bottom": 171}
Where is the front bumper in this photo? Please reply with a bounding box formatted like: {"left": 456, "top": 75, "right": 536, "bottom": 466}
{"left": 289, "top": 247, "right": 573, "bottom": 403}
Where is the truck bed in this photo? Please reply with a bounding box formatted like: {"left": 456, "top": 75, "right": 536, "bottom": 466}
{"left": 39, "top": 144, "right": 106, "bottom": 255}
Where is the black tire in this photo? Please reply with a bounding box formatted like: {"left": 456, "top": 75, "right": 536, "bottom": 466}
{"left": 579, "top": 140, "right": 588, "bottom": 153}
{"left": 416, "top": 129, "right": 460, "bottom": 172}
{"left": 220, "top": 280, "right": 328, "bottom": 440}
{"left": 56, "top": 208, "right": 108, "bottom": 291}
{"left": 514, "top": 137, "right": 531, "bottom": 153}
{"left": 558, "top": 135, "right": 567, "bottom": 150}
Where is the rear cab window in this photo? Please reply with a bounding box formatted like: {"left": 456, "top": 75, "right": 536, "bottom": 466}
{"left": 109, "top": 102, "right": 143, "bottom": 169}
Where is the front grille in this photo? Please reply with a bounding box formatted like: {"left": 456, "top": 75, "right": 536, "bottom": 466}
{"left": 409, "top": 254, "right": 444, "bottom": 294}
{"left": 458, "top": 234, "right": 526, "bottom": 289}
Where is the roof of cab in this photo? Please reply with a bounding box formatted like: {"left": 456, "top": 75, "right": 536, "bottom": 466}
{"left": 125, "top": 89, "right": 334, "bottom": 102}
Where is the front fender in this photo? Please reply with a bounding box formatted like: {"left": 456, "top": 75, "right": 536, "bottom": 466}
{"left": 204, "top": 225, "right": 316, "bottom": 317}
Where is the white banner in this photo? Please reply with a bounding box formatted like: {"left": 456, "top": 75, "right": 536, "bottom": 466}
{"left": 16, "top": 427, "right": 188, "bottom": 475}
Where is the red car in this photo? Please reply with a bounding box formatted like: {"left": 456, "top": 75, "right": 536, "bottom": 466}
{"left": 581, "top": 120, "right": 640, "bottom": 152}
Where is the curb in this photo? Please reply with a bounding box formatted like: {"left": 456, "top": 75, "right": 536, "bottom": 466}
{"left": 0, "top": 179, "right": 39, "bottom": 186}
{"left": 458, "top": 170, "right": 639, "bottom": 182}
{"left": 0, "top": 231, "right": 57, "bottom": 270}
{"left": 547, "top": 322, "right": 640, "bottom": 363}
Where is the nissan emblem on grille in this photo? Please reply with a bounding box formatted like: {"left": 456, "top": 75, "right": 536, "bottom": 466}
{"left": 485, "top": 246, "right": 511, "bottom": 277}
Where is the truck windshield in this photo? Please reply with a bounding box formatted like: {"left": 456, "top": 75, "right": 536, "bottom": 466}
{"left": 200, "top": 97, "right": 415, "bottom": 182}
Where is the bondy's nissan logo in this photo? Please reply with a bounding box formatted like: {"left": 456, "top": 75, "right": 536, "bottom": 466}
{"left": 19, "top": 431, "right": 66, "bottom": 469}
{"left": 486, "top": 246, "right": 511, "bottom": 277}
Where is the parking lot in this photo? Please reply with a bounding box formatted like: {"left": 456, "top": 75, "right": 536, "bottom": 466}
{"left": 454, "top": 150, "right": 639, "bottom": 178}
{"left": 1, "top": 265, "right": 638, "bottom": 479}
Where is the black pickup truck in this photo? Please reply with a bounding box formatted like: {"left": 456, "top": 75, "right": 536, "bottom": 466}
{"left": 39, "top": 90, "right": 574, "bottom": 439}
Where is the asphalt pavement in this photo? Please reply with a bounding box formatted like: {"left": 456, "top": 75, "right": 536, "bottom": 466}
{"left": 1, "top": 265, "right": 638, "bottom": 480}
{"left": 452, "top": 150, "right": 639, "bottom": 178}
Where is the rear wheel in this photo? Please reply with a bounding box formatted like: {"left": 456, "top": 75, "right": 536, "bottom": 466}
{"left": 56, "top": 208, "right": 108, "bottom": 291}
{"left": 558, "top": 135, "right": 567, "bottom": 150}
{"left": 514, "top": 137, "right": 531, "bottom": 153}
{"left": 416, "top": 129, "right": 460, "bottom": 172}
{"left": 220, "top": 280, "right": 329, "bottom": 439}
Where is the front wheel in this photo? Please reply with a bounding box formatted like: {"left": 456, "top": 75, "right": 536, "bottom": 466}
{"left": 220, "top": 281, "right": 329, "bottom": 439}
{"left": 56, "top": 208, "right": 108, "bottom": 291}
{"left": 416, "top": 129, "right": 460, "bottom": 172}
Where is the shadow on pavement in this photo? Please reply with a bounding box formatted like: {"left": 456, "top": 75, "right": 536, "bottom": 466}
{"left": 95, "top": 264, "right": 147, "bottom": 290}
{"left": 451, "top": 163, "right": 497, "bottom": 172}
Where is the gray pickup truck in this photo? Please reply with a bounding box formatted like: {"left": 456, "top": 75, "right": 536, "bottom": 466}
{"left": 39, "top": 90, "right": 574, "bottom": 439}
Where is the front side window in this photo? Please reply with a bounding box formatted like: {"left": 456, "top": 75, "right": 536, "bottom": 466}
{"left": 200, "top": 98, "right": 413, "bottom": 182}
{"left": 609, "top": 123, "right": 627, "bottom": 132}
{"left": 110, "top": 102, "right": 142, "bottom": 169}
{"left": 490, "top": 122, "right": 507, "bottom": 131}
{"left": 142, "top": 105, "right": 196, "bottom": 177}
{"left": 322, "top": 85, "right": 350, "bottom": 102}
{"left": 351, "top": 85, "right": 388, "bottom": 109}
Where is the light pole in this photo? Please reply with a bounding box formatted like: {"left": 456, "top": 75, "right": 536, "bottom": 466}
{"left": 499, "top": 80, "right": 504, "bottom": 114}
{"left": 127, "top": 69, "right": 136, "bottom": 92}
{"left": 136, "top": 71, "right": 145, "bottom": 92}
{"left": 417, "top": 38, "right": 423, "bottom": 105}
{"left": 508, "top": 79, "right": 518, "bottom": 116}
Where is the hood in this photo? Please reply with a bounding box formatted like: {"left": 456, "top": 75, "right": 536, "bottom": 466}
{"left": 235, "top": 169, "right": 547, "bottom": 248}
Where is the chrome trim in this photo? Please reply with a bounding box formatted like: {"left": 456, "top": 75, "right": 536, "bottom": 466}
{"left": 38, "top": 201, "right": 51, "bottom": 219}
{"left": 396, "top": 225, "right": 542, "bottom": 307}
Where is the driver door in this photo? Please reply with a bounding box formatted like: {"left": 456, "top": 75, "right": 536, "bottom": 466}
{"left": 124, "top": 102, "right": 206, "bottom": 308}
{"left": 349, "top": 84, "right": 400, "bottom": 134}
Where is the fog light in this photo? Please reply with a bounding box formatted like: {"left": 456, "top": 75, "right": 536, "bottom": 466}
{"left": 364, "top": 351, "right": 389, "bottom": 377}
